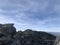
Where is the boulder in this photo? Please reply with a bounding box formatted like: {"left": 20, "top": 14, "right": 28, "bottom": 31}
{"left": 0, "top": 23, "right": 16, "bottom": 45}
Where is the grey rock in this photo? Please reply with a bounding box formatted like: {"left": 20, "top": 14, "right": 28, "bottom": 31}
{"left": 0, "top": 24, "right": 16, "bottom": 45}
{"left": 0, "top": 24, "right": 56, "bottom": 45}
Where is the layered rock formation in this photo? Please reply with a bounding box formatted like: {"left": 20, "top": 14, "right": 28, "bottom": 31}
{"left": 0, "top": 24, "right": 56, "bottom": 45}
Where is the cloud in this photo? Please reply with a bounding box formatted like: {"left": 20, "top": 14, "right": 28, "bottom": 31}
{"left": 0, "top": 0, "right": 60, "bottom": 32}
{"left": 11, "top": 0, "right": 49, "bottom": 12}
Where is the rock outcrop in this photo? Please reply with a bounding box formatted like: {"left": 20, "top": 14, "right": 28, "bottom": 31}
{"left": 0, "top": 24, "right": 56, "bottom": 45}
{"left": 54, "top": 36, "right": 60, "bottom": 45}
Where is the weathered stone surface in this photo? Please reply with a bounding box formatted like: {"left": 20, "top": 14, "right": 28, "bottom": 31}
{"left": 0, "top": 24, "right": 16, "bottom": 45}
{"left": 0, "top": 24, "right": 56, "bottom": 45}
{"left": 54, "top": 36, "right": 60, "bottom": 45}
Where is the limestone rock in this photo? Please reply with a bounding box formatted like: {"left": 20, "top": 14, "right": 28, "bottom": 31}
{"left": 0, "top": 24, "right": 56, "bottom": 45}
{"left": 14, "top": 29, "right": 56, "bottom": 45}
{"left": 54, "top": 36, "right": 60, "bottom": 45}
{"left": 0, "top": 23, "right": 16, "bottom": 45}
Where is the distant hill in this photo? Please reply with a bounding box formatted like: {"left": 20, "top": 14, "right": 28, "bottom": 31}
{"left": 48, "top": 32, "right": 60, "bottom": 37}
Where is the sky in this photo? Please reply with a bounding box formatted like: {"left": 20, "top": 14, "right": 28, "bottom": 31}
{"left": 0, "top": 0, "right": 60, "bottom": 32}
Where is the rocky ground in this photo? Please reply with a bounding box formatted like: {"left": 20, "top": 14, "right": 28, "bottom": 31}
{"left": 0, "top": 24, "right": 56, "bottom": 45}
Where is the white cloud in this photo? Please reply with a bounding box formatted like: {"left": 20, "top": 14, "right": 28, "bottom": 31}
{"left": 5, "top": 0, "right": 49, "bottom": 12}
{"left": 0, "top": 15, "right": 15, "bottom": 23}
{"left": 0, "top": 9, "right": 19, "bottom": 13}
{"left": 0, "top": 0, "right": 60, "bottom": 32}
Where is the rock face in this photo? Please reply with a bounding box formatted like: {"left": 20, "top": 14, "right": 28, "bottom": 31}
{"left": 0, "top": 24, "right": 56, "bottom": 45}
{"left": 0, "top": 24, "right": 16, "bottom": 45}
{"left": 54, "top": 36, "right": 60, "bottom": 45}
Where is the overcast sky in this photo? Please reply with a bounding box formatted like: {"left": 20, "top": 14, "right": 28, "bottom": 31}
{"left": 0, "top": 0, "right": 60, "bottom": 32}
